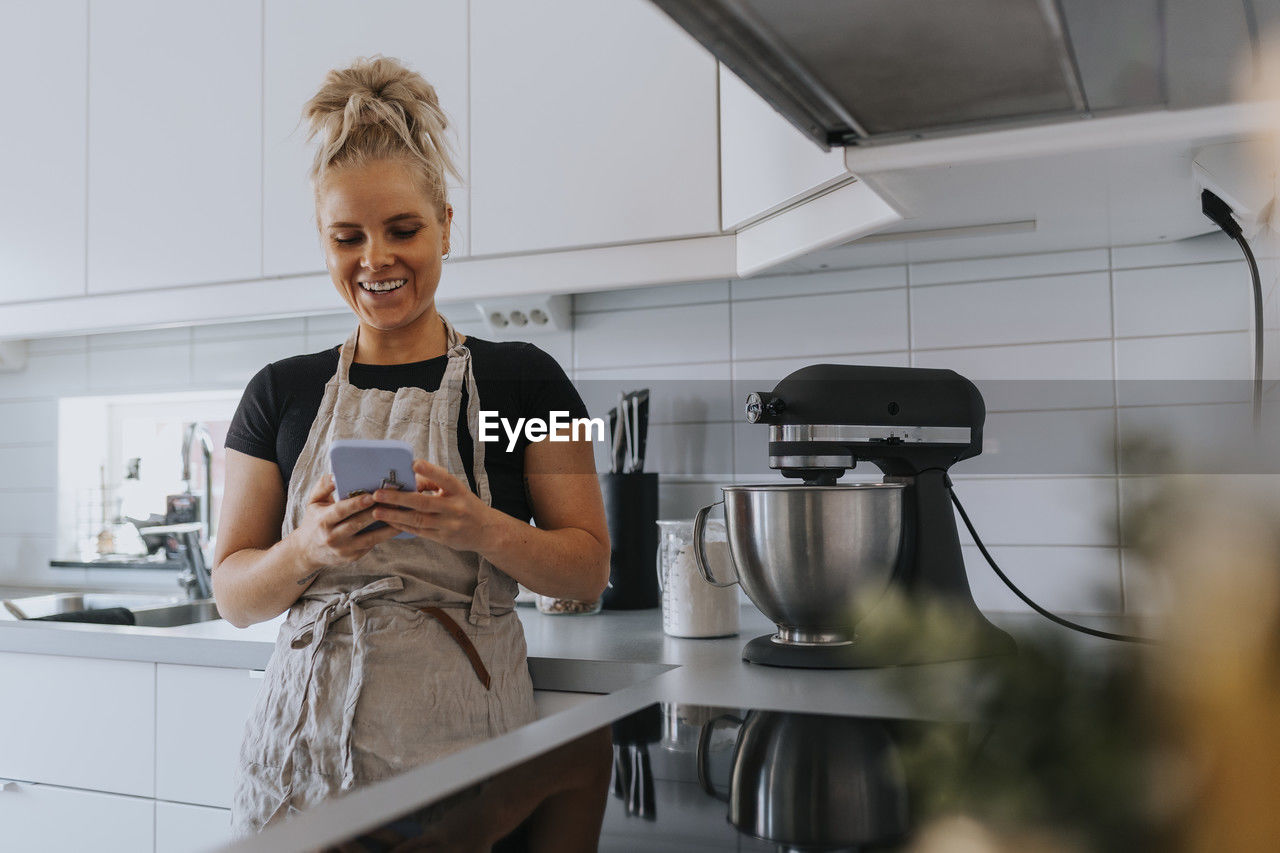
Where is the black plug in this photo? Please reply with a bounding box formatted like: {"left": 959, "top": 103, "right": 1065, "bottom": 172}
{"left": 1201, "top": 188, "right": 1242, "bottom": 239}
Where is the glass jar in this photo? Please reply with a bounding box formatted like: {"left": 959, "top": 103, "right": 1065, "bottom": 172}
{"left": 535, "top": 594, "right": 602, "bottom": 615}
{"left": 656, "top": 519, "right": 739, "bottom": 638}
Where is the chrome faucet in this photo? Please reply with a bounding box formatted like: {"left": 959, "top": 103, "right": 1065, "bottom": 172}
{"left": 141, "top": 522, "right": 212, "bottom": 600}
{"left": 181, "top": 422, "right": 214, "bottom": 545}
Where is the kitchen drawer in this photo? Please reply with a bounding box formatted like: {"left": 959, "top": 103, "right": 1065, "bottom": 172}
{"left": 0, "top": 777, "right": 154, "bottom": 853}
{"left": 0, "top": 652, "right": 155, "bottom": 796}
{"left": 155, "top": 800, "right": 233, "bottom": 853}
{"left": 156, "top": 663, "right": 265, "bottom": 809}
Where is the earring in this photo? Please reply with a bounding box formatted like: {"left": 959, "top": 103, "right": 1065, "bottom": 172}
{"left": 442, "top": 251, "right": 451, "bottom": 261}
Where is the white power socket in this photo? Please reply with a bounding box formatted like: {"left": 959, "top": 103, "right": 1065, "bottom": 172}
{"left": 476, "top": 294, "right": 571, "bottom": 335}
{"left": 1192, "top": 141, "right": 1277, "bottom": 239}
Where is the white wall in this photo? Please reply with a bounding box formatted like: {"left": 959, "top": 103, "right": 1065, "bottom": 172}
{"left": 0, "top": 233, "right": 1276, "bottom": 615}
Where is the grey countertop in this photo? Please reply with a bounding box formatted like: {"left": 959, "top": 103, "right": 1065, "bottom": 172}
{"left": 0, "top": 599, "right": 1111, "bottom": 852}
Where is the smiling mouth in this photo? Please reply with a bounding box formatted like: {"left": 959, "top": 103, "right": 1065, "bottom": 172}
{"left": 359, "top": 279, "right": 407, "bottom": 293}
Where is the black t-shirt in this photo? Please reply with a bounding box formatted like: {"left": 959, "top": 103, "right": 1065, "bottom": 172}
{"left": 225, "top": 337, "right": 588, "bottom": 522}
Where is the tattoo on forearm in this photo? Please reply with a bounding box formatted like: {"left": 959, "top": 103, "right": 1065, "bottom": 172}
{"left": 297, "top": 569, "right": 321, "bottom": 586}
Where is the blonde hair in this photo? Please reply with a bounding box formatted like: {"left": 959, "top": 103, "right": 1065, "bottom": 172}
{"left": 304, "top": 56, "right": 460, "bottom": 217}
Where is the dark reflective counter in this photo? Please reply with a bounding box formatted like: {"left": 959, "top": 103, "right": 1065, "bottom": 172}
{"left": 321, "top": 701, "right": 962, "bottom": 852}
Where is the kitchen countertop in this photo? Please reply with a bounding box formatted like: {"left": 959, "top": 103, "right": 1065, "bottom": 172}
{"left": 0, "top": 600, "right": 1119, "bottom": 852}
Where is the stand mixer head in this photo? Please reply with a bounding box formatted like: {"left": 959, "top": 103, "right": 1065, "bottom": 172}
{"left": 698, "top": 364, "right": 1015, "bottom": 668}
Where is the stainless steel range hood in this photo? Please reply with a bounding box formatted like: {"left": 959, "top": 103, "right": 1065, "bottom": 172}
{"left": 651, "top": 0, "right": 1272, "bottom": 149}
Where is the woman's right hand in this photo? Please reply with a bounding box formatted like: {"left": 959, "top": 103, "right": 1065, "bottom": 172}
{"left": 289, "top": 475, "right": 403, "bottom": 582}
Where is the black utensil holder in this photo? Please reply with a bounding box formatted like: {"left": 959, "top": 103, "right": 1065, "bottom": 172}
{"left": 600, "top": 473, "right": 659, "bottom": 610}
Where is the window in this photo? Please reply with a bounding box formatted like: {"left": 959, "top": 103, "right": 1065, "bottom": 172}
{"left": 58, "top": 391, "right": 241, "bottom": 560}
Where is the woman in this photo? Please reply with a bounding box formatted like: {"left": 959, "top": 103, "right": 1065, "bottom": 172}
{"left": 214, "top": 56, "right": 610, "bottom": 836}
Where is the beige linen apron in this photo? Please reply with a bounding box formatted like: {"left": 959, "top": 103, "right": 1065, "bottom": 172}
{"left": 230, "top": 318, "right": 537, "bottom": 836}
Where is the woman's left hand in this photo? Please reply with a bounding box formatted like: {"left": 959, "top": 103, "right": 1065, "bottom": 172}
{"left": 371, "top": 459, "right": 498, "bottom": 552}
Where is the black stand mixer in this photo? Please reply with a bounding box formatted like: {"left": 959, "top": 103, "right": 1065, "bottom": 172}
{"left": 700, "top": 364, "right": 1015, "bottom": 669}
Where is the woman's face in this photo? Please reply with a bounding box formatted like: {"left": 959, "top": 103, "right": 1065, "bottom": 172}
{"left": 316, "top": 159, "right": 452, "bottom": 335}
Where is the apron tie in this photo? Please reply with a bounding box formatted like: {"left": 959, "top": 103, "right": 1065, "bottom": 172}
{"left": 267, "top": 576, "right": 405, "bottom": 823}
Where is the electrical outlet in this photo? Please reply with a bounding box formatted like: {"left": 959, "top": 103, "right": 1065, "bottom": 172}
{"left": 477, "top": 294, "right": 571, "bottom": 335}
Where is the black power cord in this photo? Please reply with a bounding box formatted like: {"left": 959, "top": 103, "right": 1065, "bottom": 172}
{"left": 948, "top": 484, "right": 1155, "bottom": 645}
{"left": 1200, "top": 188, "right": 1265, "bottom": 430}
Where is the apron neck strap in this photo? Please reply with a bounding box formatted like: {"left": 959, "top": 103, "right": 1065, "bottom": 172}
{"left": 336, "top": 315, "right": 463, "bottom": 385}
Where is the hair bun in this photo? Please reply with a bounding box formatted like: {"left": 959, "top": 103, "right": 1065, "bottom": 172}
{"left": 305, "top": 55, "right": 460, "bottom": 211}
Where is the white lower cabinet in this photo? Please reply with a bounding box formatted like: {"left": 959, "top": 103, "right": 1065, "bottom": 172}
{"left": 156, "top": 664, "right": 265, "bottom": 809}
{"left": 155, "top": 801, "right": 233, "bottom": 853}
{"left": 0, "top": 777, "right": 154, "bottom": 853}
{"left": 0, "top": 652, "right": 155, "bottom": 797}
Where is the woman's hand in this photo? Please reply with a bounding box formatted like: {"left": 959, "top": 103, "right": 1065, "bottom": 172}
{"left": 290, "top": 475, "right": 403, "bottom": 580}
{"left": 371, "top": 460, "right": 498, "bottom": 552}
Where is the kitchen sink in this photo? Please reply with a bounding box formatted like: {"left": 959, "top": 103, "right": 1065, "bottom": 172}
{"left": 129, "top": 599, "right": 222, "bottom": 627}
{"left": 0, "top": 592, "right": 222, "bottom": 626}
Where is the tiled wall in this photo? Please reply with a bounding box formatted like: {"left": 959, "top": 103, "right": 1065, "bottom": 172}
{"left": 1, "top": 232, "right": 1276, "bottom": 614}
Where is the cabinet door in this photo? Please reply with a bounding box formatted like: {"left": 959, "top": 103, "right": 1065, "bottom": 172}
{"left": 470, "top": 0, "right": 720, "bottom": 256}
{"left": 156, "top": 663, "right": 264, "bottom": 808}
{"left": 155, "top": 800, "right": 233, "bottom": 853}
{"left": 719, "top": 64, "right": 850, "bottom": 231}
{"left": 263, "top": 0, "right": 470, "bottom": 276}
{"left": 0, "top": 1, "right": 87, "bottom": 304}
{"left": 0, "top": 778, "right": 154, "bottom": 853}
{"left": 87, "top": 0, "right": 261, "bottom": 294}
{"left": 0, "top": 653, "right": 155, "bottom": 797}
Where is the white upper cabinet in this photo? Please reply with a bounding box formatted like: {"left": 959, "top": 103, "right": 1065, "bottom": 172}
{"left": 263, "top": 0, "right": 470, "bottom": 277}
{"left": 87, "top": 0, "right": 261, "bottom": 294}
{"left": 469, "top": 0, "right": 720, "bottom": 256}
{"left": 0, "top": 1, "right": 87, "bottom": 305}
{"left": 719, "top": 65, "right": 849, "bottom": 231}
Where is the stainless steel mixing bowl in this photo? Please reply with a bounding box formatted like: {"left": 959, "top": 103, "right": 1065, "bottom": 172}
{"left": 694, "top": 483, "right": 905, "bottom": 645}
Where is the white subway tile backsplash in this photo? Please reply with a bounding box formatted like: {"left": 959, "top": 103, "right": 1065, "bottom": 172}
{"left": 948, "top": 477, "right": 1118, "bottom": 546}
{"left": 1115, "top": 332, "right": 1253, "bottom": 406}
{"left": 303, "top": 313, "right": 357, "bottom": 350}
{"left": 89, "top": 327, "right": 192, "bottom": 349}
{"left": 731, "top": 265, "right": 905, "bottom": 301}
{"left": 574, "top": 280, "right": 728, "bottom": 313}
{"left": 0, "top": 444, "right": 59, "bottom": 490}
{"left": 912, "top": 340, "right": 1114, "bottom": 411}
{"left": 1110, "top": 232, "right": 1241, "bottom": 269}
{"left": 657, "top": 480, "right": 727, "bottom": 520}
{"left": 642, "top": 422, "right": 734, "bottom": 479}
{"left": 0, "top": 535, "right": 58, "bottom": 584}
{"left": 964, "top": 408, "right": 1116, "bottom": 477}
{"left": 0, "top": 489, "right": 57, "bottom": 536}
{"left": 575, "top": 303, "right": 730, "bottom": 369}
{"left": 731, "top": 288, "right": 908, "bottom": 361}
{"left": 964, "top": 545, "right": 1123, "bottom": 615}
{"left": 575, "top": 362, "right": 733, "bottom": 424}
{"left": 26, "top": 336, "right": 88, "bottom": 356}
{"left": 0, "top": 351, "right": 88, "bottom": 400}
{"left": 88, "top": 343, "right": 192, "bottom": 393}
{"left": 909, "top": 249, "right": 1108, "bottom": 287}
{"left": 911, "top": 273, "right": 1111, "bottom": 350}
{"left": 1116, "top": 402, "right": 1256, "bottom": 475}
{"left": 1113, "top": 261, "right": 1250, "bottom": 337}
{"left": 0, "top": 400, "right": 58, "bottom": 445}
{"left": 4, "top": 235, "right": 1268, "bottom": 613}
{"left": 191, "top": 334, "right": 308, "bottom": 388}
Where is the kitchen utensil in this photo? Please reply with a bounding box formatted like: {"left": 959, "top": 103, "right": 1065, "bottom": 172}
{"left": 632, "top": 389, "right": 648, "bottom": 472}
{"left": 600, "top": 473, "right": 660, "bottom": 610}
{"left": 696, "top": 363, "right": 1015, "bottom": 668}
{"left": 696, "top": 710, "right": 909, "bottom": 848}
{"left": 656, "top": 519, "right": 738, "bottom": 637}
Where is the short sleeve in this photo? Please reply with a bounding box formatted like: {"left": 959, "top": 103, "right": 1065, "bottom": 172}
{"left": 518, "top": 344, "right": 588, "bottom": 425}
{"left": 225, "top": 363, "right": 281, "bottom": 463}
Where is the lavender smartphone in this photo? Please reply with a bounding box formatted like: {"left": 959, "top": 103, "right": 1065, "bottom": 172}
{"left": 329, "top": 439, "right": 416, "bottom": 539}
